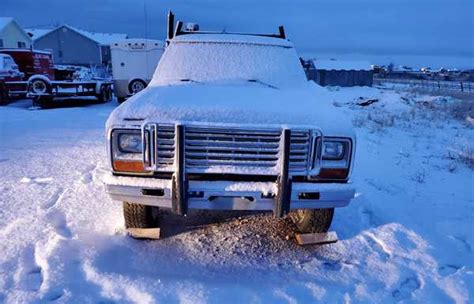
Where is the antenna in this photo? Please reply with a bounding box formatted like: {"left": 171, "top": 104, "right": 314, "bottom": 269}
{"left": 144, "top": 2, "right": 148, "bottom": 40}
{"left": 144, "top": 2, "right": 149, "bottom": 76}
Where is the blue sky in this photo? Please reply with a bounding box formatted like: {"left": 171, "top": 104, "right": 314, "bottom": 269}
{"left": 3, "top": 0, "right": 474, "bottom": 68}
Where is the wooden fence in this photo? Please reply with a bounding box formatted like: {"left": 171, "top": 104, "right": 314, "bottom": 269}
{"left": 374, "top": 78, "right": 474, "bottom": 93}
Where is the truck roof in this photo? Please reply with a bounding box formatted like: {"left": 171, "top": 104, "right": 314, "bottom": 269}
{"left": 111, "top": 39, "right": 165, "bottom": 51}
{"left": 0, "top": 48, "right": 52, "bottom": 55}
{"left": 172, "top": 33, "right": 294, "bottom": 48}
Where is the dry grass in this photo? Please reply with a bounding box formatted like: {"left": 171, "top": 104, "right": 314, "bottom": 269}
{"left": 351, "top": 92, "right": 474, "bottom": 169}
{"left": 448, "top": 142, "right": 474, "bottom": 169}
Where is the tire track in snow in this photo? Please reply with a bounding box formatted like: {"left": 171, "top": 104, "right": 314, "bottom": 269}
{"left": 14, "top": 245, "right": 44, "bottom": 292}
{"left": 83, "top": 260, "right": 155, "bottom": 304}
{"left": 392, "top": 276, "right": 422, "bottom": 301}
{"left": 15, "top": 185, "right": 76, "bottom": 300}
{"left": 364, "top": 231, "right": 392, "bottom": 261}
{"left": 438, "top": 264, "right": 461, "bottom": 277}
{"left": 79, "top": 164, "right": 97, "bottom": 184}
{"left": 45, "top": 209, "right": 73, "bottom": 239}
{"left": 41, "top": 187, "right": 65, "bottom": 210}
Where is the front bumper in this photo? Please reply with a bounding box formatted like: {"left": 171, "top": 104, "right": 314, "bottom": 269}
{"left": 104, "top": 173, "right": 355, "bottom": 212}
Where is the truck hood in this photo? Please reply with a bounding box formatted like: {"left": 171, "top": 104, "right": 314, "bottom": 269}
{"left": 106, "top": 81, "right": 354, "bottom": 137}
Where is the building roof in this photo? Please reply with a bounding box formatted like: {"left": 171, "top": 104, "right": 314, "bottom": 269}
{"left": 73, "top": 27, "right": 128, "bottom": 45}
{"left": 25, "top": 28, "right": 52, "bottom": 39}
{"left": 312, "top": 59, "right": 372, "bottom": 71}
{"left": 26, "top": 25, "right": 128, "bottom": 45}
{"left": 0, "top": 17, "right": 13, "bottom": 31}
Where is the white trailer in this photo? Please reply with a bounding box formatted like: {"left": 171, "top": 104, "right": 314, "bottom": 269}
{"left": 110, "top": 39, "right": 164, "bottom": 103}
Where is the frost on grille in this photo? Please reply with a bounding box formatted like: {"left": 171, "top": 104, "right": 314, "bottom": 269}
{"left": 184, "top": 127, "right": 281, "bottom": 171}
{"left": 289, "top": 130, "right": 312, "bottom": 173}
{"left": 147, "top": 125, "right": 312, "bottom": 175}
{"left": 156, "top": 125, "right": 175, "bottom": 168}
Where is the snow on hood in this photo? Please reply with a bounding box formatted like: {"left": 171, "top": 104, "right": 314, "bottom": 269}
{"left": 106, "top": 81, "right": 354, "bottom": 137}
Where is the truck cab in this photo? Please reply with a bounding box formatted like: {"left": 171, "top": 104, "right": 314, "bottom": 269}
{"left": 105, "top": 26, "right": 356, "bottom": 234}
{"left": 0, "top": 53, "right": 23, "bottom": 81}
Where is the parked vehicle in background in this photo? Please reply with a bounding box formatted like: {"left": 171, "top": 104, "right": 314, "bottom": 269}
{"left": 105, "top": 16, "right": 356, "bottom": 234}
{"left": 0, "top": 48, "right": 113, "bottom": 107}
{"left": 0, "top": 53, "right": 23, "bottom": 81}
{"left": 0, "top": 53, "right": 24, "bottom": 101}
{"left": 110, "top": 39, "right": 164, "bottom": 103}
{"left": 0, "top": 48, "right": 55, "bottom": 95}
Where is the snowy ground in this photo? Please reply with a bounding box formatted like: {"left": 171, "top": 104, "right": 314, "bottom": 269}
{"left": 0, "top": 87, "right": 473, "bottom": 303}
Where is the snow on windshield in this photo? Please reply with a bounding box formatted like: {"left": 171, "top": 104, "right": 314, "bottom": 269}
{"left": 150, "top": 36, "right": 308, "bottom": 88}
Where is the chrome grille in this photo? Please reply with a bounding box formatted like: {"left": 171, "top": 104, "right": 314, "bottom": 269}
{"left": 289, "top": 130, "right": 312, "bottom": 172}
{"left": 184, "top": 127, "right": 281, "bottom": 170}
{"left": 155, "top": 125, "right": 175, "bottom": 168}
{"left": 144, "top": 124, "right": 175, "bottom": 170}
{"left": 144, "top": 124, "right": 315, "bottom": 175}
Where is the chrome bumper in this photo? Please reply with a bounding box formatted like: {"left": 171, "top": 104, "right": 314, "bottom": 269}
{"left": 104, "top": 174, "right": 355, "bottom": 211}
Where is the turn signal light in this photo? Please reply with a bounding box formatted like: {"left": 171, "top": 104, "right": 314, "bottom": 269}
{"left": 112, "top": 160, "right": 147, "bottom": 173}
{"left": 318, "top": 168, "right": 349, "bottom": 180}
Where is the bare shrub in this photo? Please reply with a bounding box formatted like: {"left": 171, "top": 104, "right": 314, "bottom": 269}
{"left": 447, "top": 140, "right": 474, "bottom": 169}
{"left": 446, "top": 99, "right": 474, "bottom": 122}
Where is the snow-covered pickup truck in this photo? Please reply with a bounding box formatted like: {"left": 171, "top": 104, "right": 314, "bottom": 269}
{"left": 105, "top": 29, "right": 356, "bottom": 234}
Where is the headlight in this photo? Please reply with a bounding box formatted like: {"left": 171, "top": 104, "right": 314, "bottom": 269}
{"left": 118, "top": 133, "right": 142, "bottom": 153}
{"left": 111, "top": 129, "right": 149, "bottom": 174}
{"left": 312, "top": 137, "right": 352, "bottom": 181}
{"left": 322, "top": 140, "right": 345, "bottom": 160}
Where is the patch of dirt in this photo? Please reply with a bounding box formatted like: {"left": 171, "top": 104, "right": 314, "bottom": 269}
{"left": 156, "top": 210, "right": 329, "bottom": 270}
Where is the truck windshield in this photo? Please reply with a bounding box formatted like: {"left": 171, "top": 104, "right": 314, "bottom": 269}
{"left": 150, "top": 38, "right": 308, "bottom": 88}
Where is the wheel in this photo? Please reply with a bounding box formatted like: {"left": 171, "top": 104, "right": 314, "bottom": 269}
{"left": 30, "top": 78, "right": 50, "bottom": 94}
{"left": 123, "top": 202, "right": 159, "bottom": 229}
{"left": 34, "top": 96, "right": 54, "bottom": 108}
{"left": 128, "top": 79, "right": 146, "bottom": 95}
{"left": 97, "top": 86, "right": 112, "bottom": 103}
{"left": 117, "top": 96, "right": 126, "bottom": 104}
{"left": 290, "top": 208, "right": 334, "bottom": 233}
{"left": 0, "top": 83, "right": 8, "bottom": 105}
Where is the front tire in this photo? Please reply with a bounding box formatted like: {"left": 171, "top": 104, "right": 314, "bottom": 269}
{"left": 290, "top": 208, "right": 334, "bottom": 233}
{"left": 123, "top": 202, "right": 159, "bottom": 229}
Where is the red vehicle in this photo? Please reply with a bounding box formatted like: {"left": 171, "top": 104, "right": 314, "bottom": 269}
{"left": 0, "top": 53, "right": 25, "bottom": 101}
{"left": 0, "top": 48, "right": 55, "bottom": 95}
{"left": 0, "top": 48, "right": 112, "bottom": 107}
{"left": 0, "top": 49, "right": 54, "bottom": 80}
{"left": 0, "top": 53, "right": 23, "bottom": 80}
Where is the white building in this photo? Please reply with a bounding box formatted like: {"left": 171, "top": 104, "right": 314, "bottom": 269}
{"left": 0, "top": 17, "right": 32, "bottom": 49}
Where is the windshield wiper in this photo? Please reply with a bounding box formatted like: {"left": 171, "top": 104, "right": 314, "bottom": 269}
{"left": 247, "top": 79, "right": 278, "bottom": 89}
